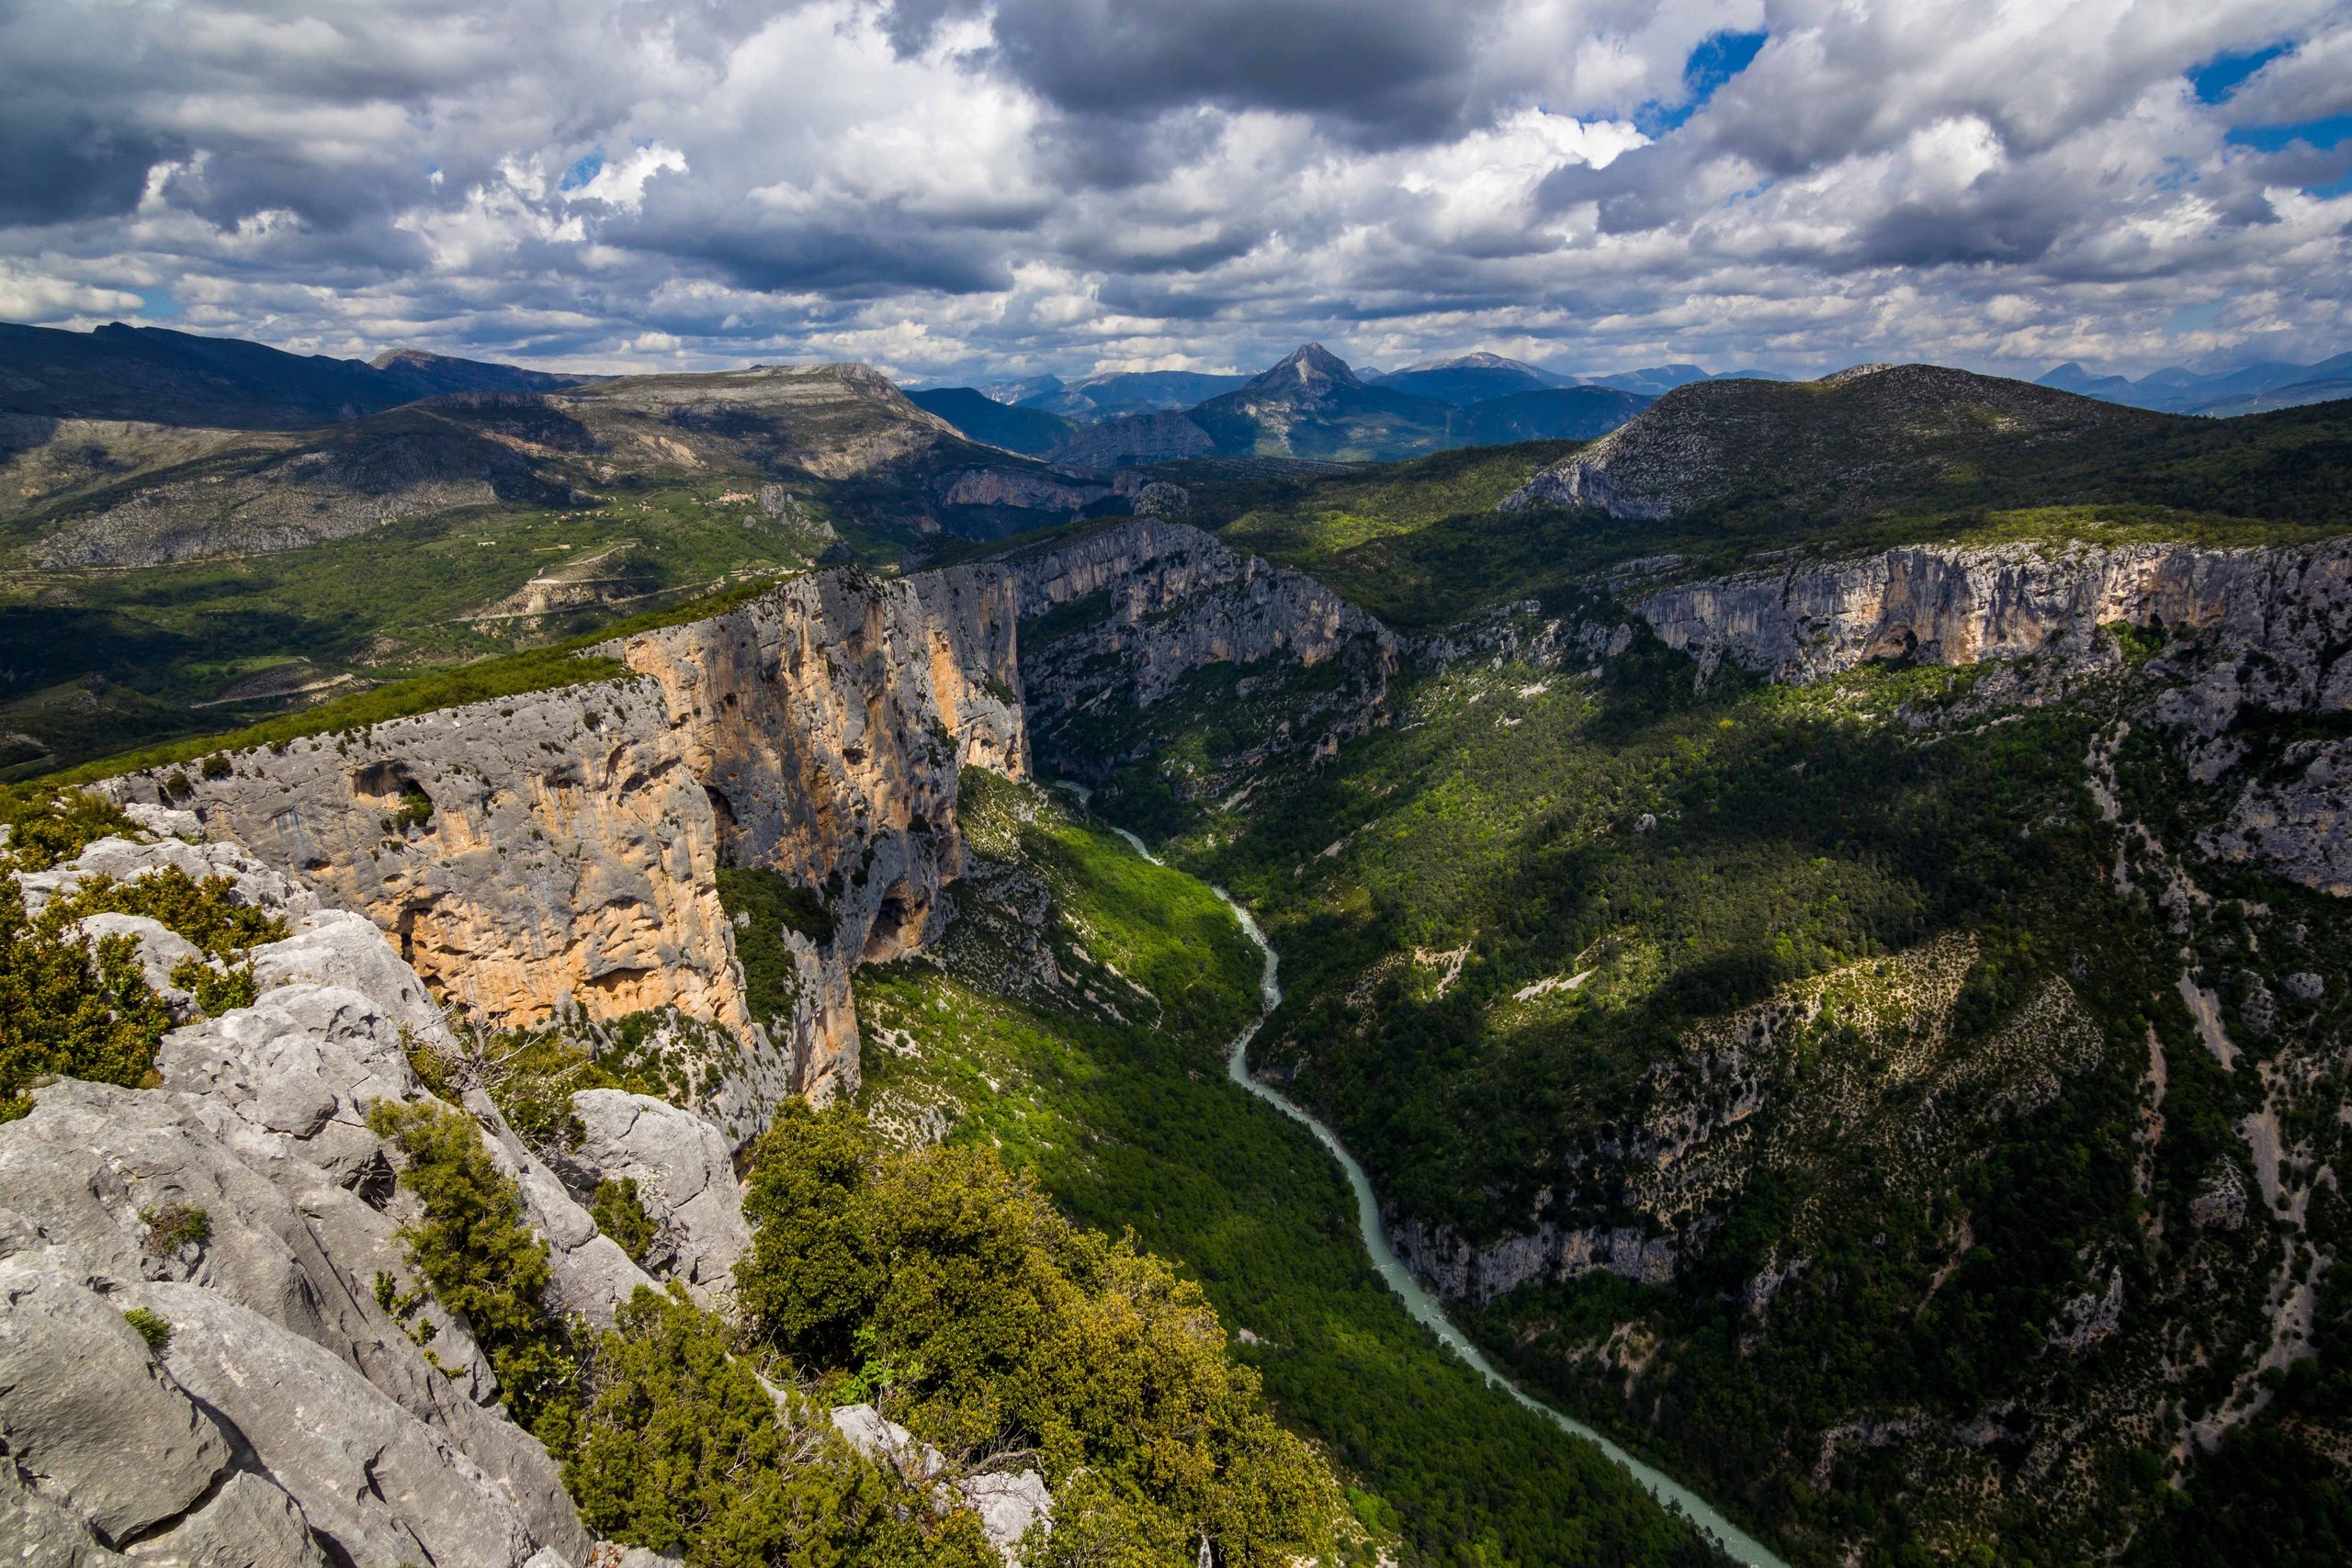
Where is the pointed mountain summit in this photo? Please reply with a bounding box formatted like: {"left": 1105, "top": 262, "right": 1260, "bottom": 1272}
{"left": 1191, "top": 344, "right": 1458, "bottom": 458}
{"left": 1244, "top": 343, "right": 1363, "bottom": 396}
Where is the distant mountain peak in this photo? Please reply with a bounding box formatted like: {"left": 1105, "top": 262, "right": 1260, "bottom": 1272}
{"left": 1249, "top": 344, "right": 1360, "bottom": 393}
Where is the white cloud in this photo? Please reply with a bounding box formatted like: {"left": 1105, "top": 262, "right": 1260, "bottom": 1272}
{"left": 0, "top": 0, "right": 2346, "bottom": 382}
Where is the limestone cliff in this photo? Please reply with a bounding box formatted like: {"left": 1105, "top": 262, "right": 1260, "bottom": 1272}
{"left": 1634, "top": 537, "right": 2352, "bottom": 895}
{"left": 602, "top": 565, "right": 1025, "bottom": 1101}
{"left": 106, "top": 563, "right": 1027, "bottom": 1130}
{"left": 998, "top": 518, "right": 1396, "bottom": 786}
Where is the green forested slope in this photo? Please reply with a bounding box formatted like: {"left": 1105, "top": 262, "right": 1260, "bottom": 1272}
{"left": 855, "top": 772, "right": 1727, "bottom": 1568}
{"left": 1054, "top": 602, "right": 2352, "bottom": 1563}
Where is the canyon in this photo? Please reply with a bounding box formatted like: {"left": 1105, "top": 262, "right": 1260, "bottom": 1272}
{"left": 15, "top": 477, "right": 2352, "bottom": 1565}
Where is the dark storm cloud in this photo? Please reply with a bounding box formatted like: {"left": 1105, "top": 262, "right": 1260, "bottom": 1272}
{"left": 870, "top": 0, "right": 1498, "bottom": 143}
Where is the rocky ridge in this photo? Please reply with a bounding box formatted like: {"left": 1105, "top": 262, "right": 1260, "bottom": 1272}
{"left": 999, "top": 518, "right": 1397, "bottom": 788}
{"left": 1635, "top": 536, "right": 2352, "bottom": 895}
{"left": 0, "top": 809, "right": 1050, "bottom": 1565}
{"left": 104, "top": 563, "right": 1027, "bottom": 1133}
{"left": 1348, "top": 534, "right": 2352, "bottom": 1304}
{"left": 0, "top": 822, "right": 604, "bottom": 1566}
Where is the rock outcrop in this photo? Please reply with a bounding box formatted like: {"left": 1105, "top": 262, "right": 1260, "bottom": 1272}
{"left": 998, "top": 518, "right": 1395, "bottom": 784}
{"left": 105, "top": 562, "right": 1028, "bottom": 1124}
{"left": 564, "top": 1090, "right": 751, "bottom": 1311}
{"left": 0, "top": 832, "right": 602, "bottom": 1566}
{"left": 602, "top": 564, "right": 1025, "bottom": 1104}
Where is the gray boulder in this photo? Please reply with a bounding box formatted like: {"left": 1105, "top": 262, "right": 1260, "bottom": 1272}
{"left": 465, "top": 1091, "right": 659, "bottom": 1330}
{"left": 249, "top": 908, "right": 455, "bottom": 1046}
{"left": 62, "top": 912, "right": 209, "bottom": 1019}
{"left": 125, "top": 1282, "right": 542, "bottom": 1568}
{"left": 125, "top": 1470, "right": 328, "bottom": 1568}
{"left": 0, "top": 1252, "right": 229, "bottom": 1543}
{"left": 831, "top": 1403, "right": 1050, "bottom": 1562}
{"left": 569, "top": 1089, "right": 751, "bottom": 1306}
{"left": 157, "top": 982, "right": 425, "bottom": 1190}
{"left": 0, "top": 1082, "right": 585, "bottom": 1562}
{"left": 0, "top": 1457, "right": 130, "bottom": 1565}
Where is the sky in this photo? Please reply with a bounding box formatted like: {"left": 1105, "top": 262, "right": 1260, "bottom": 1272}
{"left": 2, "top": 0, "right": 2349, "bottom": 386}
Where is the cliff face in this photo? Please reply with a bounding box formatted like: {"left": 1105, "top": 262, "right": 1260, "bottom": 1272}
{"left": 1001, "top": 518, "right": 1396, "bottom": 786}
{"left": 107, "top": 564, "right": 1026, "bottom": 1131}
{"left": 1635, "top": 538, "right": 2352, "bottom": 895}
{"left": 1636, "top": 540, "right": 2352, "bottom": 687}
{"left": 607, "top": 566, "right": 1025, "bottom": 1100}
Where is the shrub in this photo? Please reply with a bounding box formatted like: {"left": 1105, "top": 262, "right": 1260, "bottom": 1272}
{"left": 593, "top": 1177, "right": 657, "bottom": 1265}
{"left": 735, "top": 1101, "right": 1343, "bottom": 1568}
{"left": 367, "top": 1099, "right": 579, "bottom": 1446}
{"left": 141, "top": 1203, "right": 210, "bottom": 1255}
{"left": 121, "top": 1306, "right": 172, "bottom": 1353}
{"left": 0, "top": 785, "right": 138, "bottom": 873}
{"left": 390, "top": 784, "right": 435, "bottom": 834}
{"left": 0, "top": 881, "right": 174, "bottom": 1102}
{"left": 48, "top": 867, "right": 288, "bottom": 959}
{"left": 567, "top": 1285, "right": 996, "bottom": 1568}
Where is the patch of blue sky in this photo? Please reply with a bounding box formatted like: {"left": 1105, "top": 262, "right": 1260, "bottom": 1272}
{"left": 560, "top": 150, "right": 605, "bottom": 191}
{"left": 1635, "top": 29, "right": 1767, "bottom": 137}
{"left": 2224, "top": 115, "right": 2352, "bottom": 153}
{"left": 2186, "top": 42, "right": 2291, "bottom": 105}
{"left": 137, "top": 288, "right": 178, "bottom": 318}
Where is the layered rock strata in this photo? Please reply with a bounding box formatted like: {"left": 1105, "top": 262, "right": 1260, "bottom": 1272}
{"left": 104, "top": 563, "right": 1027, "bottom": 1125}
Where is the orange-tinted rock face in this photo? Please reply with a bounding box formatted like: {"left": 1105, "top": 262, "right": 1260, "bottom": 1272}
{"left": 605, "top": 565, "right": 1025, "bottom": 1100}
{"left": 110, "top": 563, "right": 1026, "bottom": 1136}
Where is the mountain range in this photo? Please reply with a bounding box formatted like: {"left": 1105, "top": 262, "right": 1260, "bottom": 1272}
{"left": 2038, "top": 352, "right": 2352, "bottom": 417}
{"left": 0, "top": 320, "right": 596, "bottom": 429}
{"left": 923, "top": 344, "right": 1657, "bottom": 464}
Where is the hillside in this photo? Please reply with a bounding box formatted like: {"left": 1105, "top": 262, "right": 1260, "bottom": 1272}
{"left": 1373, "top": 352, "right": 1572, "bottom": 403}
{"left": 907, "top": 386, "right": 1077, "bottom": 456}
{"left": 1015, "top": 368, "right": 1248, "bottom": 419}
{"left": 0, "top": 320, "right": 594, "bottom": 429}
{"left": 1508, "top": 362, "right": 2352, "bottom": 534}
{"left": 1001, "top": 502, "right": 2352, "bottom": 1564}
{"left": 0, "top": 358, "right": 1142, "bottom": 776}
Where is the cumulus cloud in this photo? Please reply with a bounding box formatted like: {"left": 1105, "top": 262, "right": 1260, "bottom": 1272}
{"left": 0, "top": 0, "right": 2346, "bottom": 383}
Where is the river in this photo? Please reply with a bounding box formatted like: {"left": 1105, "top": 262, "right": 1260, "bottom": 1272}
{"left": 1092, "top": 813, "right": 1786, "bottom": 1568}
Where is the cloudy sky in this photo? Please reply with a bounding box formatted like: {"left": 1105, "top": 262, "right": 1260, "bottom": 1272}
{"left": 3, "top": 0, "right": 2348, "bottom": 384}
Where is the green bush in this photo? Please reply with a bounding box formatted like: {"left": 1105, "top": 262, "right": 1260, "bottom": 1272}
{"left": 592, "top": 1178, "right": 657, "bottom": 1265}
{"left": 566, "top": 1285, "right": 997, "bottom": 1568}
{"left": 735, "top": 1101, "right": 1344, "bottom": 1568}
{"left": 49, "top": 867, "right": 289, "bottom": 959}
{"left": 121, "top": 1306, "right": 172, "bottom": 1353}
{"left": 367, "top": 1099, "right": 579, "bottom": 1446}
{"left": 0, "top": 785, "right": 139, "bottom": 872}
{"left": 0, "top": 880, "right": 174, "bottom": 1102}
